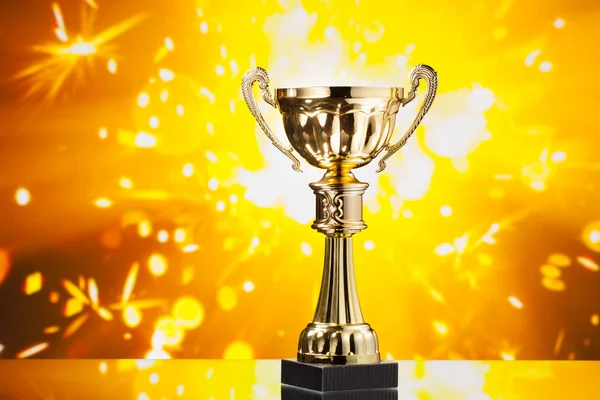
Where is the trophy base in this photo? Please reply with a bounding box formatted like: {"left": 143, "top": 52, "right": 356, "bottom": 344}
{"left": 281, "top": 385, "right": 398, "bottom": 400}
{"left": 281, "top": 359, "right": 398, "bottom": 392}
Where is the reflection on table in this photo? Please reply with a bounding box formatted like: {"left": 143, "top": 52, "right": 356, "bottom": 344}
{"left": 0, "top": 360, "right": 599, "bottom": 399}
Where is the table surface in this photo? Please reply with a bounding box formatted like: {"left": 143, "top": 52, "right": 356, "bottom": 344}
{"left": 0, "top": 360, "right": 598, "bottom": 399}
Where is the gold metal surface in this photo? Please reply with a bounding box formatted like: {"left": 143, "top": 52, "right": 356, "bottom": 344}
{"left": 242, "top": 64, "right": 438, "bottom": 365}
{"left": 277, "top": 87, "right": 402, "bottom": 171}
{"left": 297, "top": 236, "right": 379, "bottom": 364}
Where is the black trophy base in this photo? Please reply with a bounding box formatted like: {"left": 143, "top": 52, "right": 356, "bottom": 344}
{"left": 281, "top": 359, "right": 398, "bottom": 393}
{"left": 281, "top": 385, "right": 398, "bottom": 400}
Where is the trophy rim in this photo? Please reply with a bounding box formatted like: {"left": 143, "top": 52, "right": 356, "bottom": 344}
{"left": 276, "top": 86, "right": 403, "bottom": 99}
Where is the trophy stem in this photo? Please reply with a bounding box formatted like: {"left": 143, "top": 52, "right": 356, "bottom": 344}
{"left": 313, "top": 235, "right": 364, "bottom": 324}
{"left": 296, "top": 172, "right": 380, "bottom": 365}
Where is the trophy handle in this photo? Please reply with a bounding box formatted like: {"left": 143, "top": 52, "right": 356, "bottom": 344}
{"left": 376, "top": 64, "right": 438, "bottom": 173}
{"left": 242, "top": 67, "right": 303, "bottom": 173}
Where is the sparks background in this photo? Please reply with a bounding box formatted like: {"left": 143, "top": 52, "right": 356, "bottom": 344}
{"left": 0, "top": 0, "right": 599, "bottom": 361}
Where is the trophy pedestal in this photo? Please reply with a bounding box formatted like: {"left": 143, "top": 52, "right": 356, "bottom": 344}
{"left": 281, "top": 359, "right": 398, "bottom": 393}
{"left": 281, "top": 386, "right": 398, "bottom": 399}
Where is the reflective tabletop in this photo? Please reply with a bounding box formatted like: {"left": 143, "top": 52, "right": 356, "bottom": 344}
{"left": 0, "top": 360, "right": 599, "bottom": 399}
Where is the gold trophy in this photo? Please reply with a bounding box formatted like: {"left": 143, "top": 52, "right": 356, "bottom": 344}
{"left": 242, "top": 64, "right": 437, "bottom": 394}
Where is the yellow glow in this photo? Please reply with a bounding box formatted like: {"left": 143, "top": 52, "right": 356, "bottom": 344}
{"left": 300, "top": 242, "right": 313, "bottom": 256}
{"left": 49, "top": 291, "right": 60, "bottom": 304}
{"left": 592, "top": 314, "right": 599, "bottom": 326}
{"left": 223, "top": 340, "right": 254, "bottom": 359}
{"left": 155, "top": 317, "right": 184, "bottom": 347}
{"left": 59, "top": 37, "right": 96, "bottom": 56}
{"left": 148, "top": 253, "right": 167, "bottom": 276}
{"left": 135, "top": 359, "right": 156, "bottom": 369}
{"left": 24, "top": 272, "right": 43, "bottom": 295}
{"left": 157, "top": 230, "right": 169, "bottom": 243}
{"left": 99, "top": 361, "right": 107, "bottom": 374}
{"left": 529, "top": 180, "right": 545, "bottom": 191}
{"left": 122, "top": 262, "right": 139, "bottom": 304}
{"left": 440, "top": 205, "right": 453, "bottom": 217}
{"left": 137, "top": 92, "right": 150, "bottom": 108}
{"left": 540, "top": 264, "right": 562, "bottom": 278}
{"left": 123, "top": 305, "right": 142, "bottom": 328}
{"left": 137, "top": 220, "right": 152, "bottom": 238}
{"left": 208, "top": 178, "right": 219, "bottom": 191}
{"left": 548, "top": 253, "right": 571, "bottom": 267}
{"left": 200, "top": 21, "right": 208, "bottom": 34}
{"left": 433, "top": 321, "right": 448, "bottom": 335}
{"left": 243, "top": 281, "right": 255, "bottom": 293}
{"left": 144, "top": 349, "right": 171, "bottom": 359}
{"left": 173, "top": 297, "right": 204, "bottom": 329}
{"left": 182, "top": 163, "right": 194, "bottom": 177}
{"left": 43, "top": 326, "right": 60, "bottom": 334}
{"left": 88, "top": 278, "right": 99, "bottom": 308}
{"left": 107, "top": 58, "right": 117, "bottom": 74}
{"left": 182, "top": 266, "right": 195, "bottom": 285}
{"left": 582, "top": 222, "right": 600, "bottom": 252}
{"left": 174, "top": 228, "right": 186, "bottom": 243}
{"left": 52, "top": 3, "right": 67, "bottom": 41}
{"left": 577, "top": 256, "right": 599, "bottom": 272}
{"left": 119, "top": 177, "right": 133, "bottom": 189}
{"left": 542, "top": 277, "right": 566, "bottom": 292}
{"left": 134, "top": 132, "right": 157, "bottom": 148}
{"left": 149, "top": 116, "right": 160, "bottom": 129}
{"left": 551, "top": 151, "right": 566, "bottom": 162}
{"left": 64, "top": 298, "right": 84, "bottom": 317}
{"left": 14, "top": 6, "right": 144, "bottom": 101}
{"left": 54, "top": 28, "right": 68, "bottom": 43}
{"left": 435, "top": 243, "right": 455, "bottom": 256}
{"left": 98, "top": 307, "right": 114, "bottom": 321}
{"left": 508, "top": 296, "right": 524, "bottom": 309}
{"left": 158, "top": 68, "right": 175, "bottom": 82}
{"left": 94, "top": 197, "right": 112, "bottom": 208}
{"left": 539, "top": 61, "right": 553, "bottom": 72}
{"left": 160, "top": 90, "right": 168, "bottom": 102}
{"left": 98, "top": 127, "right": 108, "bottom": 139}
{"left": 15, "top": 187, "right": 31, "bottom": 206}
{"left": 217, "top": 286, "right": 237, "bottom": 311}
{"left": 525, "top": 50, "right": 541, "bottom": 67}
{"left": 554, "top": 18, "right": 565, "bottom": 28}
{"left": 182, "top": 244, "right": 199, "bottom": 253}
{"left": 15, "top": 342, "right": 49, "bottom": 359}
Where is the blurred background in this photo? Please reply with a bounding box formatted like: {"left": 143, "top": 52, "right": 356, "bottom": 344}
{"left": 0, "top": 0, "right": 599, "bottom": 361}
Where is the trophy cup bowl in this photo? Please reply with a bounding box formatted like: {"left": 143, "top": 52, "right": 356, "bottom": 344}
{"left": 242, "top": 64, "right": 437, "bottom": 391}
{"left": 276, "top": 86, "right": 403, "bottom": 172}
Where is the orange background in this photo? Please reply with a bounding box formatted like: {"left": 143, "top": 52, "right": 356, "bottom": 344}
{"left": 0, "top": 0, "right": 599, "bottom": 360}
